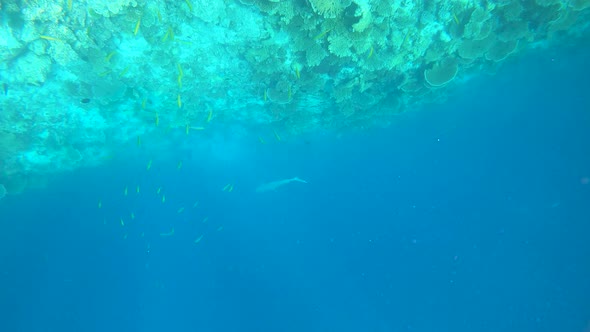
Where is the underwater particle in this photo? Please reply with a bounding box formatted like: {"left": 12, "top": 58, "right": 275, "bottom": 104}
{"left": 424, "top": 59, "right": 459, "bottom": 87}
{"left": 80, "top": 98, "right": 90, "bottom": 103}
{"left": 160, "top": 227, "right": 174, "bottom": 236}
{"left": 202, "top": 217, "right": 208, "bottom": 223}
{"left": 0, "top": 184, "right": 6, "bottom": 200}
{"left": 216, "top": 225, "right": 223, "bottom": 231}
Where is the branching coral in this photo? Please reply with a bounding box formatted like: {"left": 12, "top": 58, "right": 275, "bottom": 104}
{"left": 308, "top": 0, "right": 349, "bottom": 18}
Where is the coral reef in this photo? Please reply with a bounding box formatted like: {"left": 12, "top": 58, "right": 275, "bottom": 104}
{"left": 0, "top": 0, "right": 588, "bottom": 192}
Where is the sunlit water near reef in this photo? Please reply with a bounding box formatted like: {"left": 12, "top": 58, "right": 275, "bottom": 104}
{"left": 1, "top": 1, "right": 590, "bottom": 331}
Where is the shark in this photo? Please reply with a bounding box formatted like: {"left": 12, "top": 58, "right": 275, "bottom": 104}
{"left": 256, "top": 177, "right": 308, "bottom": 193}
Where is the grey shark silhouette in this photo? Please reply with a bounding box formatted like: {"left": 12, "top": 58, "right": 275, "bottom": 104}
{"left": 256, "top": 177, "right": 308, "bottom": 193}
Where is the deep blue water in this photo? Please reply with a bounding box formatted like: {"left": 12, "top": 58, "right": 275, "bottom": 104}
{"left": 0, "top": 46, "right": 589, "bottom": 332}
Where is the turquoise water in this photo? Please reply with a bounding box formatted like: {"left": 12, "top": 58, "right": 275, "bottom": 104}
{"left": 1, "top": 1, "right": 590, "bottom": 331}
{"left": 1, "top": 45, "right": 589, "bottom": 332}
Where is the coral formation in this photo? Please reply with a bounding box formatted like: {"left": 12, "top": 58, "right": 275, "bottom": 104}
{"left": 0, "top": 0, "right": 588, "bottom": 193}
{"left": 424, "top": 59, "right": 459, "bottom": 87}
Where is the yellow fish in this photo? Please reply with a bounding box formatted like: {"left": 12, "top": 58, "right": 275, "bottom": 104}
{"left": 155, "top": 112, "right": 160, "bottom": 127}
{"left": 39, "top": 35, "right": 61, "bottom": 41}
{"left": 313, "top": 28, "right": 333, "bottom": 40}
{"left": 105, "top": 51, "right": 116, "bottom": 62}
{"left": 162, "top": 30, "right": 170, "bottom": 42}
{"left": 157, "top": 187, "right": 162, "bottom": 194}
{"left": 136, "top": 185, "right": 140, "bottom": 193}
{"left": 137, "top": 135, "right": 141, "bottom": 147}
{"left": 134, "top": 17, "right": 141, "bottom": 36}
{"left": 177, "top": 94, "right": 182, "bottom": 108}
{"left": 184, "top": 0, "right": 193, "bottom": 12}
{"left": 162, "top": 194, "right": 166, "bottom": 203}
{"left": 177, "top": 207, "right": 185, "bottom": 214}
{"left": 273, "top": 129, "right": 281, "bottom": 141}
{"left": 130, "top": 212, "right": 135, "bottom": 220}
{"left": 185, "top": 124, "right": 190, "bottom": 135}
{"left": 147, "top": 159, "right": 153, "bottom": 170}
{"left": 367, "top": 46, "right": 374, "bottom": 59}
{"left": 98, "top": 199, "right": 102, "bottom": 209}
{"left": 177, "top": 63, "right": 183, "bottom": 77}
{"left": 120, "top": 218, "right": 125, "bottom": 227}
{"left": 258, "top": 136, "right": 266, "bottom": 144}
{"left": 206, "top": 109, "right": 213, "bottom": 123}
{"left": 119, "top": 66, "right": 130, "bottom": 77}
{"left": 124, "top": 186, "right": 128, "bottom": 196}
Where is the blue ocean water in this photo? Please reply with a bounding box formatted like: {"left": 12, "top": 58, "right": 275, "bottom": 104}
{"left": 0, "top": 46, "right": 589, "bottom": 332}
